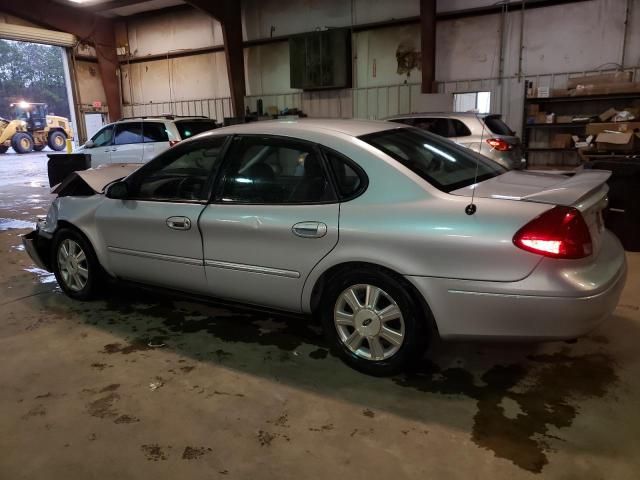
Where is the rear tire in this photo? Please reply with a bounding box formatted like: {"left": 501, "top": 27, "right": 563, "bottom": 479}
{"left": 11, "top": 133, "right": 33, "bottom": 154}
{"left": 0, "top": 146, "right": 8, "bottom": 154}
{"left": 52, "top": 228, "right": 103, "bottom": 300}
{"left": 48, "top": 131, "right": 66, "bottom": 151}
{"left": 319, "top": 267, "right": 429, "bottom": 376}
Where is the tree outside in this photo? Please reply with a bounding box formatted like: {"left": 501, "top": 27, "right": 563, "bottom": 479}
{"left": 0, "top": 39, "right": 70, "bottom": 120}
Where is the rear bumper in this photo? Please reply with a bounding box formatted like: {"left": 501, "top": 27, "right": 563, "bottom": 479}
{"left": 22, "top": 227, "right": 52, "bottom": 271}
{"left": 407, "top": 230, "right": 627, "bottom": 340}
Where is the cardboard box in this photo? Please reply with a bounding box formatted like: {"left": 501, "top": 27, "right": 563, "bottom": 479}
{"left": 572, "top": 82, "right": 640, "bottom": 96}
{"left": 527, "top": 104, "right": 540, "bottom": 116}
{"left": 534, "top": 112, "right": 548, "bottom": 123}
{"left": 551, "top": 133, "right": 574, "bottom": 149}
{"left": 557, "top": 115, "right": 574, "bottom": 123}
{"left": 599, "top": 108, "right": 618, "bottom": 122}
{"left": 537, "top": 86, "right": 550, "bottom": 98}
{"left": 595, "top": 131, "right": 640, "bottom": 152}
{"left": 567, "top": 71, "right": 632, "bottom": 89}
{"left": 551, "top": 88, "right": 570, "bottom": 97}
{"left": 586, "top": 121, "right": 640, "bottom": 136}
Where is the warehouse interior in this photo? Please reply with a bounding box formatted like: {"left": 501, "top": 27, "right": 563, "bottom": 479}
{"left": 1, "top": 0, "right": 640, "bottom": 479}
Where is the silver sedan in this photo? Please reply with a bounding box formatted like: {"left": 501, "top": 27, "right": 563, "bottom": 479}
{"left": 23, "top": 119, "right": 627, "bottom": 375}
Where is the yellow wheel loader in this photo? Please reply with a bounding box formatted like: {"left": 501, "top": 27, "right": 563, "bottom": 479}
{"left": 0, "top": 102, "right": 73, "bottom": 154}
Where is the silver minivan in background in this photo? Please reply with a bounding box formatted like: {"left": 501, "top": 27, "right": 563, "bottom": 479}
{"left": 385, "top": 112, "right": 525, "bottom": 170}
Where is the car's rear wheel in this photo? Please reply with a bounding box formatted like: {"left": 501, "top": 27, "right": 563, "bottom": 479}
{"left": 52, "top": 228, "right": 102, "bottom": 300}
{"left": 320, "top": 267, "right": 429, "bottom": 376}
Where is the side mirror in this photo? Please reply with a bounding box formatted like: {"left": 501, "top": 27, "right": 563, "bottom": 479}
{"left": 84, "top": 140, "right": 95, "bottom": 149}
{"left": 105, "top": 181, "right": 129, "bottom": 199}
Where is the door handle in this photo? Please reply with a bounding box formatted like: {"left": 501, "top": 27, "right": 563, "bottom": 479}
{"left": 166, "top": 216, "right": 191, "bottom": 231}
{"left": 292, "top": 221, "right": 327, "bottom": 238}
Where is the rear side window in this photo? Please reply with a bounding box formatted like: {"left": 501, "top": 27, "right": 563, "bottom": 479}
{"left": 143, "top": 122, "right": 169, "bottom": 143}
{"left": 220, "top": 137, "right": 336, "bottom": 204}
{"left": 175, "top": 120, "right": 217, "bottom": 139}
{"left": 324, "top": 149, "right": 366, "bottom": 199}
{"left": 483, "top": 115, "right": 514, "bottom": 135}
{"left": 411, "top": 118, "right": 455, "bottom": 137}
{"left": 451, "top": 119, "right": 472, "bottom": 137}
{"left": 114, "top": 122, "right": 143, "bottom": 145}
{"left": 360, "top": 128, "right": 505, "bottom": 192}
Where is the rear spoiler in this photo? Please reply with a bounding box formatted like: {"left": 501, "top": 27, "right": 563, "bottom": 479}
{"left": 522, "top": 170, "right": 611, "bottom": 207}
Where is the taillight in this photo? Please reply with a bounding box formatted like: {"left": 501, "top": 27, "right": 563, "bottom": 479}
{"left": 486, "top": 138, "right": 512, "bottom": 151}
{"left": 169, "top": 140, "right": 180, "bottom": 147}
{"left": 513, "top": 206, "right": 592, "bottom": 259}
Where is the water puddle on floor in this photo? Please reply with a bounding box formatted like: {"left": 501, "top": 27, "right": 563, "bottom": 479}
{"left": 24, "top": 267, "right": 56, "bottom": 284}
{"left": 0, "top": 218, "right": 35, "bottom": 231}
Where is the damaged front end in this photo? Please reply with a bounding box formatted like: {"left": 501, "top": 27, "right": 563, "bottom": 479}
{"left": 22, "top": 163, "right": 140, "bottom": 271}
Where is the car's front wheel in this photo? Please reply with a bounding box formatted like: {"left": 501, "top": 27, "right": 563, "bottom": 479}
{"left": 52, "top": 228, "right": 102, "bottom": 300}
{"left": 320, "top": 267, "right": 429, "bottom": 376}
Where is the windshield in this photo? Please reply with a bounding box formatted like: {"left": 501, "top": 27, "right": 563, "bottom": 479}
{"left": 175, "top": 119, "right": 217, "bottom": 139}
{"left": 359, "top": 127, "right": 505, "bottom": 192}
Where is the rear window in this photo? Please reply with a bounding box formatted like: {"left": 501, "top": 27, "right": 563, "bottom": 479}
{"left": 359, "top": 127, "right": 505, "bottom": 192}
{"left": 175, "top": 119, "right": 217, "bottom": 139}
{"left": 483, "top": 115, "right": 514, "bottom": 135}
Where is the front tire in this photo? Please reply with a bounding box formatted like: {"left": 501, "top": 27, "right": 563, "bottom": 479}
{"left": 11, "top": 133, "right": 34, "bottom": 154}
{"left": 52, "top": 228, "right": 102, "bottom": 300}
{"left": 48, "top": 131, "right": 67, "bottom": 151}
{"left": 320, "top": 267, "right": 429, "bottom": 376}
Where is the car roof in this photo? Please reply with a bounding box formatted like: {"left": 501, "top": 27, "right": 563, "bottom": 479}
{"left": 111, "top": 116, "right": 214, "bottom": 124}
{"left": 384, "top": 112, "right": 498, "bottom": 120}
{"left": 208, "top": 118, "right": 400, "bottom": 138}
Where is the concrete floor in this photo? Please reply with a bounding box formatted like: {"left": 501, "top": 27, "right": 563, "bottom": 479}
{"left": 1, "top": 151, "right": 639, "bottom": 479}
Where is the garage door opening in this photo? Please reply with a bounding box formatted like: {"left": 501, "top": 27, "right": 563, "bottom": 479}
{"left": 0, "top": 39, "right": 75, "bottom": 153}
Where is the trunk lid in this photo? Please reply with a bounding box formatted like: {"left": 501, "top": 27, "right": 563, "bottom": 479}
{"left": 450, "top": 170, "right": 610, "bottom": 254}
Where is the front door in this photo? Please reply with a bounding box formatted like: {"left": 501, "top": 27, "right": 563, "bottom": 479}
{"left": 85, "top": 124, "right": 114, "bottom": 167}
{"left": 199, "top": 135, "right": 340, "bottom": 312}
{"left": 95, "top": 135, "right": 229, "bottom": 293}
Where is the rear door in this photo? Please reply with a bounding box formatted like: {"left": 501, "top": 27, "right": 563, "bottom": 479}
{"left": 199, "top": 135, "right": 340, "bottom": 312}
{"left": 142, "top": 121, "right": 170, "bottom": 162}
{"left": 448, "top": 118, "right": 474, "bottom": 146}
{"left": 111, "top": 121, "right": 144, "bottom": 163}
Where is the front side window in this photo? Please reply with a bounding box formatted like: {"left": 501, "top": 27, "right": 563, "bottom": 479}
{"left": 130, "top": 136, "right": 228, "bottom": 202}
{"left": 359, "top": 127, "right": 505, "bottom": 192}
{"left": 220, "top": 137, "right": 336, "bottom": 204}
{"left": 143, "top": 122, "right": 169, "bottom": 143}
{"left": 90, "top": 125, "right": 114, "bottom": 148}
{"left": 114, "top": 122, "right": 143, "bottom": 145}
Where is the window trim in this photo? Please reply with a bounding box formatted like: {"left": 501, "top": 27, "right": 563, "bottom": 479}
{"left": 123, "top": 135, "right": 231, "bottom": 204}
{"left": 319, "top": 146, "right": 369, "bottom": 202}
{"left": 113, "top": 121, "right": 144, "bottom": 146}
{"left": 211, "top": 134, "right": 340, "bottom": 206}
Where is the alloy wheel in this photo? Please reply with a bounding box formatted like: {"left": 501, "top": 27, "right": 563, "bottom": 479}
{"left": 334, "top": 284, "right": 405, "bottom": 361}
{"left": 57, "top": 239, "right": 89, "bottom": 292}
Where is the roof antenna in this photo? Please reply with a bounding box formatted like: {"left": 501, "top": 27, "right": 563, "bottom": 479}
{"left": 465, "top": 110, "right": 487, "bottom": 216}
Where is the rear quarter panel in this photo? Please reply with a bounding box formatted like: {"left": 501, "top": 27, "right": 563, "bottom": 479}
{"left": 301, "top": 138, "right": 551, "bottom": 312}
